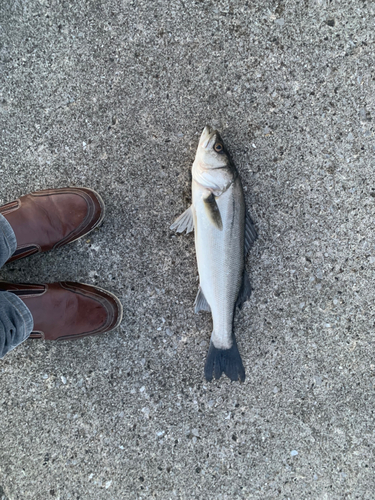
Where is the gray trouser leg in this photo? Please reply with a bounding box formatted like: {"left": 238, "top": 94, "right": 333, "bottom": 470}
{"left": 0, "top": 214, "right": 34, "bottom": 358}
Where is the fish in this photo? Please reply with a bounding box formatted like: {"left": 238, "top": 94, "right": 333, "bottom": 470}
{"left": 171, "top": 126, "right": 257, "bottom": 382}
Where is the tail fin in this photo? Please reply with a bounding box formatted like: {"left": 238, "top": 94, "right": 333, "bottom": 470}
{"left": 204, "top": 338, "right": 245, "bottom": 382}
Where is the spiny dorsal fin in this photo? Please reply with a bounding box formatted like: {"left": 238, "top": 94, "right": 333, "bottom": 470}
{"left": 204, "top": 193, "right": 223, "bottom": 230}
{"left": 244, "top": 212, "right": 257, "bottom": 254}
{"left": 170, "top": 206, "right": 194, "bottom": 234}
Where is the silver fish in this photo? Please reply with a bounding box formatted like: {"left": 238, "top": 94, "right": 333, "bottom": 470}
{"left": 171, "top": 126, "right": 257, "bottom": 382}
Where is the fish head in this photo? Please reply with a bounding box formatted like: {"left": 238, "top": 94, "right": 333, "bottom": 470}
{"left": 196, "top": 125, "right": 232, "bottom": 170}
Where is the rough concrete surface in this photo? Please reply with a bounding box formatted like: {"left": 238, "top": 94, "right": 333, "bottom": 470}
{"left": 1, "top": 0, "right": 375, "bottom": 498}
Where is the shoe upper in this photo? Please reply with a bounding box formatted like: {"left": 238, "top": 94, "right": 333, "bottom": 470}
{"left": 0, "top": 282, "right": 122, "bottom": 340}
{"left": 0, "top": 187, "right": 104, "bottom": 262}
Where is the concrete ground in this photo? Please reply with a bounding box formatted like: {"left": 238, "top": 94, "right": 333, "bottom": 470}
{"left": 1, "top": 0, "right": 375, "bottom": 498}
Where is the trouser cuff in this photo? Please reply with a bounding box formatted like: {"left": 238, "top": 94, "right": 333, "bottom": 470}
{"left": 0, "top": 213, "right": 17, "bottom": 262}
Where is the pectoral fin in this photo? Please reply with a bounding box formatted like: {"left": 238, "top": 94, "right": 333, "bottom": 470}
{"left": 204, "top": 193, "right": 223, "bottom": 230}
{"left": 170, "top": 206, "right": 194, "bottom": 233}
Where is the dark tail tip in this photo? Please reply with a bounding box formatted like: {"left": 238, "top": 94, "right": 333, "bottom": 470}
{"left": 204, "top": 339, "right": 245, "bottom": 382}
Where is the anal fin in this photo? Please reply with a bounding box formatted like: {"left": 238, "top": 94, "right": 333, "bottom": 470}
{"left": 170, "top": 206, "right": 194, "bottom": 233}
{"left": 194, "top": 287, "right": 211, "bottom": 313}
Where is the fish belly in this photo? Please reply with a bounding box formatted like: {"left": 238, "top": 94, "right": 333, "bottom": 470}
{"left": 193, "top": 179, "right": 245, "bottom": 349}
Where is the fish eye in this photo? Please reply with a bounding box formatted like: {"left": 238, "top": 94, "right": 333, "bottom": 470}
{"left": 214, "top": 143, "right": 224, "bottom": 153}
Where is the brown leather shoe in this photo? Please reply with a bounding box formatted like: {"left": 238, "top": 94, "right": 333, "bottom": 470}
{"left": 0, "top": 187, "right": 105, "bottom": 263}
{"left": 0, "top": 282, "right": 123, "bottom": 340}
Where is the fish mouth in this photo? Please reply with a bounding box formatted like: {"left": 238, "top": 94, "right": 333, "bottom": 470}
{"left": 200, "top": 125, "right": 217, "bottom": 149}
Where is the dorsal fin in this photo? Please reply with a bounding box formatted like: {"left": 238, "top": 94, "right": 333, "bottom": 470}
{"left": 244, "top": 211, "right": 257, "bottom": 254}
{"left": 235, "top": 270, "right": 252, "bottom": 310}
